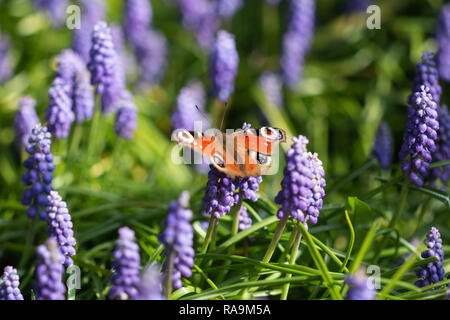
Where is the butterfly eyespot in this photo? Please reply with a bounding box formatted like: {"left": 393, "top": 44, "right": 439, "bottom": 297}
{"left": 213, "top": 154, "right": 225, "bottom": 168}
{"left": 174, "top": 130, "right": 194, "bottom": 144}
{"left": 257, "top": 153, "right": 268, "bottom": 164}
{"left": 259, "top": 127, "right": 281, "bottom": 140}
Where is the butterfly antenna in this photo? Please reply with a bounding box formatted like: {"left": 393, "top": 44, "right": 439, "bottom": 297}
{"left": 195, "top": 105, "right": 211, "bottom": 124}
{"left": 219, "top": 101, "right": 228, "bottom": 131}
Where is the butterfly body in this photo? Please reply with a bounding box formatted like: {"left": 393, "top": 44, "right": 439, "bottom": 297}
{"left": 172, "top": 126, "right": 286, "bottom": 178}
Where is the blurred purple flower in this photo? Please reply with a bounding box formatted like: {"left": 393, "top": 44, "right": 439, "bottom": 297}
{"left": 436, "top": 4, "right": 450, "bottom": 82}
{"left": 217, "top": 0, "right": 243, "bottom": 18}
{"left": 33, "top": 0, "right": 69, "bottom": 27}
{"left": 109, "top": 227, "right": 141, "bottom": 300}
{"left": 45, "top": 77, "right": 75, "bottom": 139}
{"left": 0, "top": 28, "right": 12, "bottom": 84}
{"left": 281, "top": 0, "right": 315, "bottom": 89}
{"left": 371, "top": 121, "right": 393, "bottom": 170}
{"left": 210, "top": 30, "right": 239, "bottom": 102}
{"left": 14, "top": 96, "right": 40, "bottom": 148}
{"left": 159, "top": 191, "right": 195, "bottom": 290}
{"left": 345, "top": 0, "right": 371, "bottom": 13}
{"left": 136, "top": 264, "right": 165, "bottom": 300}
{"left": 72, "top": 0, "right": 106, "bottom": 62}
{"left": 399, "top": 86, "right": 439, "bottom": 187}
{"left": 115, "top": 92, "right": 138, "bottom": 140}
{"left": 259, "top": 72, "right": 284, "bottom": 107}
{"left": 0, "top": 266, "right": 23, "bottom": 300}
{"left": 34, "top": 238, "right": 66, "bottom": 300}
{"left": 345, "top": 271, "right": 375, "bottom": 300}
{"left": 238, "top": 205, "right": 252, "bottom": 232}
{"left": 134, "top": 29, "right": 168, "bottom": 86}
{"left": 124, "top": 0, "right": 153, "bottom": 46}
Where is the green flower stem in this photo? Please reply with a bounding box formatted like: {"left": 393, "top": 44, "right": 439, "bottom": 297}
{"left": 68, "top": 123, "right": 83, "bottom": 157}
{"left": 280, "top": 227, "right": 302, "bottom": 300}
{"left": 18, "top": 215, "right": 37, "bottom": 270}
{"left": 164, "top": 250, "right": 175, "bottom": 299}
{"left": 249, "top": 215, "right": 288, "bottom": 283}
{"left": 416, "top": 196, "right": 431, "bottom": 232}
{"left": 87, "top": 100, "right": 101, "bottom": 160}
{"left": 210, "top": 218, "right": 219, "bottom": 252}
{"left": 216, "top": 194, "right": 243, "bottom": 284}
{"left": 200, "top": 215, "right": 217, "bottom": 254}
{"left": 277, "top": 228, "right": 296, "bottom": 263}
{"left": 373, "top": 177, "right": 410, "bottom": 263}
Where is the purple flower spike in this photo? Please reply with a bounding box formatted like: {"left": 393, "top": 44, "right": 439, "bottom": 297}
{"left": 171, "top": 80, "right": 209, "bottom": 131}
{"left": 429, "top": 105, "right": 450, "bottom": 190}
{"left": 124, "top": 0, "right": 153, "bottom": 46}
{"left": 45, "top": 77, "right": 75, "bottom": 139}
{"left": 371, "top": 121, "right": 393, "bottom": 170}
{"left": 109, "top": 227, "right": 141, "bottom": 300}
{"left": 34, "top": 238, "right": 66, "bottom": 300}
{"left": 259, "top": 72, "right": 284, "bottom": 107}
{"left": 72, "top": 0, "right": 106, "bottom": 62}
{"left": 33, "top": 0, "right": 69, "bottom": 27}
{"left": 437, "top": 4, "right": 450, "bottom": 82}
{"left": 0, "top": 266, "right": 24, "bottom": 300}
{"left": 115, "top": 92, "right": 138, "bottom": 140}
{"left": 136, "top": 265, "right": 165, "bottom": 300}
{"left": 409, "top": 52, "right": 441, "bottom": 105}
{"left": 46, "top": 191, "right": 77, "bottom": 267}
{"left": 0, "top": 28, "right": 12, "bottom": 84}
{"left": 275, "top": 135, "right": 326, "bottom": 226}
{"left": 159, "top": 191, "right": 195, "bottom": 290}
{"left": 202, "top": 166, "right": 237, "bottom": 218}
{"left": 217, "top": 0, "right": 243, "bottom": 18}
{"left": 415, "top": 227, "right": 446, "bottom": 288}
{"left": 134, "top": 30, "right": 168, "bottom": 86}
{"left": 88, "top": 21, "right": 118, "bottom": 95}
{"left": 14, "top": 96, "right": 40, "bottom": 148}
{"left": 210, "top": 30, "right": 239, "bottom": 102}
{"left": 345, "top": 0, "right": 371, "bottom": 13}
{"left": 281, "top": 0, "right": 315, "bottom": 89}
{"left": 399, "top": 86, "right": 440, "bottom": 187}
{"left": 345, "top": 271, "right": 375, "bottom": 300}
{"left": 56, "top": 49, "right": 95, "bottom": 123}
{"left": 21, "top": 124, "right": 55, "bottom": 220}
{"left": 238, "top": 206, "right": 252, "bottom": 232}
{"left": 177, "top": 0, "right": 219, "bottom": 51}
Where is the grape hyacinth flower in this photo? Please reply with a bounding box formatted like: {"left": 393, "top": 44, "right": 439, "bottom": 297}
{"left": 238, "top": 206, "right": 252, "bottom": 232}
{"left": 72, "top": 0, "right": 106, "bottom": 62}
{"left": 88, "top": 21, "right": 118, "bottom": 95}
{"left": 134, "top": 30, "right": 168, "bottom": 86}
{"left": 371, "top": 121, "right": 393, "bottom": 170}
{"left": 275, "top": 135, "right": 326, "bottom": 226}
{"left": 45, "top": 77, "right": 75, "bottom": 139}
{"left": 209, "top": 30, "right": 239, "bottom": 102}
{"left": 109, "top": 227, "right": 141, "bottom": 300}
{"left": 34, "top": 238, "right": 66, "bottom": 300}
{"left": 429, "top": 105, "right": 450, "bottom": 190}
{"left": 415, "top": 227, "right": 446, "bottom": 288}
{"left": 259, "top": 72, "right": 284, "bottom": 107}
{"left": 0, "top": 28, "right": 12, "bottom": 84}
{"left": 177, "top": 0, "right": 219, "bottom": 51}
{"left": 46, "top": 191, "right": 76, "bottom": 267}
{"left": 101, "top": 61, "right": 126, "bottom": 114}
{"left": 281, "top": 0, "right": 315, "bottom": 89}
{"left": 409, "top": 51, "right": 441, "bottom": 105}
{"left": 399, "top": 86, "right": 440, "bottom": 187}
{"left": 124, "top": 0, "right": 153, "bottom": 46}
{"left": 436, "top": 4, "right": 450, "bottom": 82}
{"left": 344, "top": 271, "right": 375, "bottom": 300}
{"left": 136, "top": 265, "right": 165, "bottom": 300}
{"left": 33, "top": 0, "right": 68, "bottom": 27}
{"left": 115, "top": 92, "right": 138, "bottom": 140}
{"left": 159, "top": 191, "right": 195, "bottom": 290}
{"left": 217, "top": 0, "right": 243, "bottom": 18}
{"left": 14, "top": 96, "right": 40, "bottom": 148}
{"left": 21, "top": 124, "right": 55, "bottom": 220}
{"left": 171, "top": 80, "right": 209, "bottom": 131}
{"left": 202, "top": 166, "right": 237, "bottom": 218}
{"left": 55, "top": 49, "right": 95, "bottom": 123}
{"left": 0, "top": 266, "right": 23, "bottom": 300}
